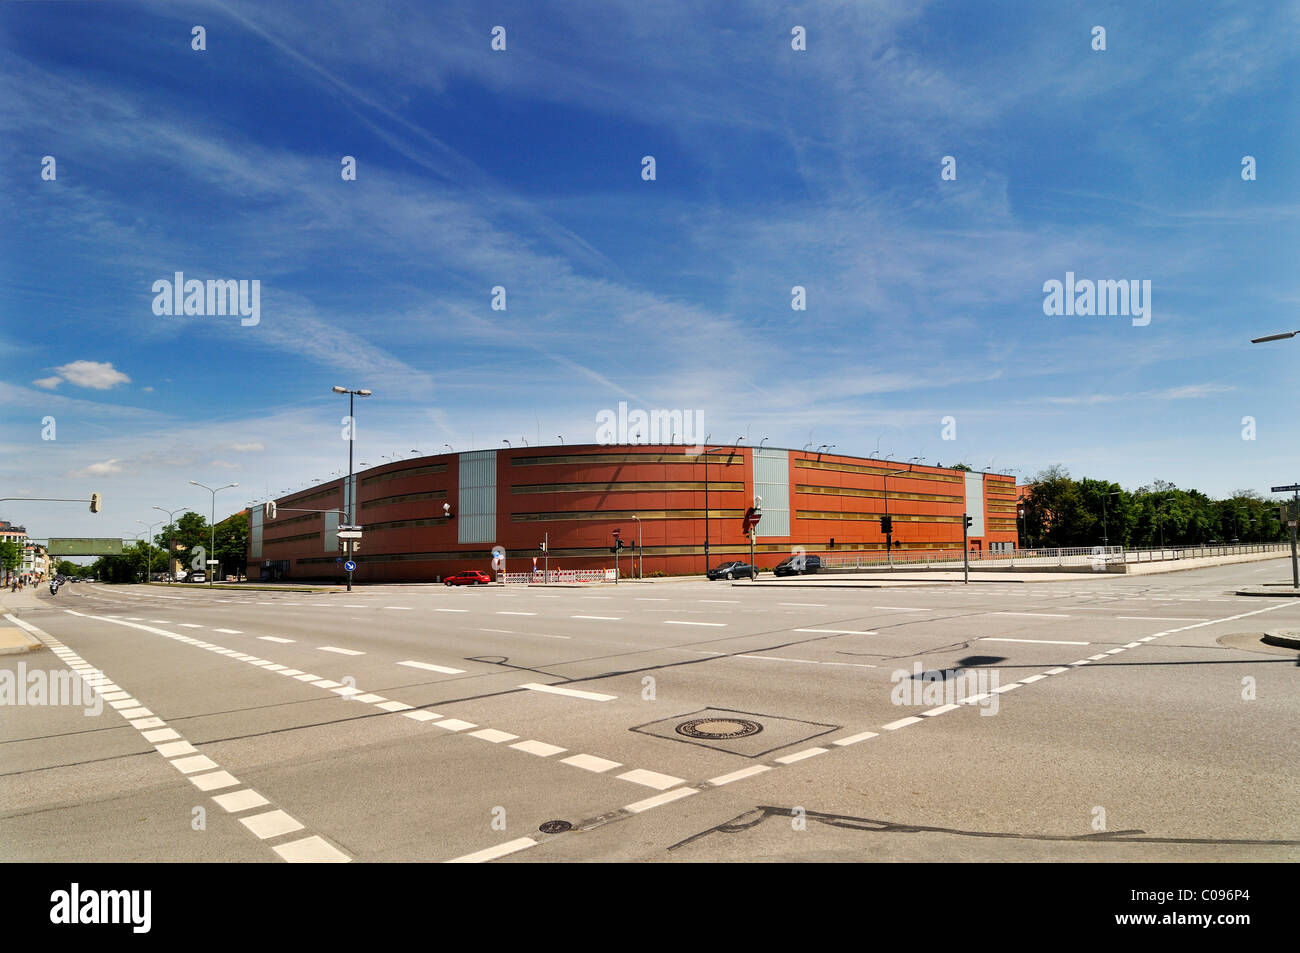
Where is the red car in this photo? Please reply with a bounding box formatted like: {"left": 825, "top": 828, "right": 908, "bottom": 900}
{"left": 444, "top": 570, "right": 491, "bottom": 586}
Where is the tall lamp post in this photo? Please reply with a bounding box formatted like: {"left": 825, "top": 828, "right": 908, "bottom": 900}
{"left": 189, "top": 481, "right": 238, "bottom": 586}
{"left": 1100, "top": 488, "right": 1121, "bottom": 547}
{"left": 332, "top": 386, "right": 372, "bottom": 592}
{"left": 153, "top": 505, "right": 185, "bottom": 583}
{"left": 136, "top": 519, "right": 161, "bottom": 582}
{"left": 701, "top": 442, "right": 735, "bottom": 572}
{"left": 881, "top": 466, "right": 911, "bottom": 567}
{"left": 632, "top": 515, "right": 643, "bottom": 579}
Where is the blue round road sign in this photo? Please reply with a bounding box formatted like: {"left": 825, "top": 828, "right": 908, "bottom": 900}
{"left": 344, "top": 560, "right": 356, "bottom": 572}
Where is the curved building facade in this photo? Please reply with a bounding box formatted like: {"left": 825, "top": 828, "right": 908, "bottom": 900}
{"left": 247, "top": 445, "right": 1019, "bottom": 582}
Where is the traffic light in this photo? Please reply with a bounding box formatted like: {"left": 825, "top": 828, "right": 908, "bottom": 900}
{"left": 443, "top": 502, "right": 454, "bottom": 519}
{"left": 89, "top": 492, "right": 101, "bottom": 514}
{"left": 964, "top": 515, "right": 974, "bottom": 529}
{"left": 880, "top": 516, "right": 892, "bottom": 534}
{"left": 264, "top": 500, "right": 277, "bottom": 519}
{"left": 539, "top": 539, "right": 547, "bottom": 552}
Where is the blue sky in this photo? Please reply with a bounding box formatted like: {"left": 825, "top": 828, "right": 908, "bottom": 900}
{"left": 3, "top": 0, "right": 1299, "bottom": 541}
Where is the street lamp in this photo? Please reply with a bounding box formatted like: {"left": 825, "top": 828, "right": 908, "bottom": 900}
{"left": 332, "top": 386, "right": 372, "bottom": 592}
{"left": 701, "top": 442, "right": 736, "bottom": 571}
{"left": 632, "top": 514, "right": 643, "bottom": 579}
{"left": 1100, "top": 488, "right": 1121, "bottom": 547}
{"left": 153, "top": 505, "right": 185, "bottom": 583}
{"left": 188, "top": 480, "right": 238, "bottom": 586}
{"left": 1250, "top": 330, "right": 1300, "bottom": 343}
{"left": 136, "top": 519, "right": 161, "bottom": 582}
{"left": 881, "top": 466, "right": 911, "bottom": 567}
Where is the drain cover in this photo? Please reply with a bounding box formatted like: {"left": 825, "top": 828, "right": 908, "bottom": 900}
{"left": 538, "top": 820, "right": 572, "bottom": 834}
{"left": 676, "top": 717, "right": 762, "bottom": 740}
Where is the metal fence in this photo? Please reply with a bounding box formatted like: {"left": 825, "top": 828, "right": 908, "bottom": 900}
{"left": 818, "top": 541, "right": 1287, "bottom": 571}
{"left": 498, "top": 569, "right": 615, "bottom": 584}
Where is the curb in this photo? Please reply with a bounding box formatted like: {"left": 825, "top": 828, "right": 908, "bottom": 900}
{"left": 0, "top": 625, "right": 43, "bottom": 655}
{"left": 1234, "top": 587, "right": 1300, "bottom": 597}
{"left": 1262, "top": 631, "right": 1300, "bottom": 650}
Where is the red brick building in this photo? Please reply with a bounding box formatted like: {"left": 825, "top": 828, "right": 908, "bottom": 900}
{"left": 248, "top": 445, "right": 1019, "bottom": 582}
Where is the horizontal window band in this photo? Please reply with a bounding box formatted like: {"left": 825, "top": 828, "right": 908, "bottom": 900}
{"left": 512, "top": 481, "right": 743, "bottom": 494}
{"left": 795, "top": 485, "right": 963, "bottom": 503}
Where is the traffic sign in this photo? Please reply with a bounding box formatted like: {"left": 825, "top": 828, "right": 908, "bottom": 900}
{"left": 1272, "top": 485, "right": 1300, "bottom": 492}
{"left": 337, "top": 530, "right": 363, "bottom": 539}
{"left": 344, "top": 560, "right": 356, "bottom": 572}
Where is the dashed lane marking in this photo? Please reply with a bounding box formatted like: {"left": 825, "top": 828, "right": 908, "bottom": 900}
{"left": 664, "top": 620, "right": 726, "bottom": 627}
{"left": 625, "top": 788, "right": 697, "bottom": 814}
{"left": 519, "top": 682, "right": 617, "bottom": 702}
{"left": 397, "top": 660, "right": 466, "bottom": 675}
{"left": 793, "top": 628, "right": 876, "bottom": 635}
{"left": 318, "top": 646, "right": 364, "bottom": 656}
{"left": 446, "top": 837, "right": 537, "bottom": 864}
{"left": 980, "top": 637, "right": 1089, "bottom": 646}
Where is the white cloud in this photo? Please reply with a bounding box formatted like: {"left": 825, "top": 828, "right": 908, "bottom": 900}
{"left": 210, "top": 460, "right": 240, "bottom": 469}
{"left": 68, "top": 459, "right": 123, "bottom": 478}
{"left": 53, "top": 361, "right": 131, "bottom": 390}
{"left": 227, "top": 442, "right": 265, "bottom": 452}
{"left": 32, "top": 377, "right": 62, "bottom": 389}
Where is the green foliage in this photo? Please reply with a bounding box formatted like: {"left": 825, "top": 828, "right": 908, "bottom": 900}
{"left": 0, "top": 539, "right": 22, "bottom": 574}
{"left": 1023, "top": 468, "right": 1288, "bottom": 548}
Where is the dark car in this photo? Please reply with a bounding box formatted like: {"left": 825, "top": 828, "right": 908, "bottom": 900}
{"left": 706, "top": 560, "right": 758, "bottom": 581}
{"left": 445, "top": 570, "right": 492, "bottom": 586}
{"left": 773, "top": 554, "right": 822, "bottom": 576}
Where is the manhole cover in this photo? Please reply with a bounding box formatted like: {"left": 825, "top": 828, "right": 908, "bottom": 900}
{"left": 676, "top": 717, "right": 763, "bottom": 740}
{"left": 538, "top": 820, "right": 572, "bottom": 834}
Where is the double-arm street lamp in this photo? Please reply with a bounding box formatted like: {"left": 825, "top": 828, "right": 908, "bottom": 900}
{"left": 332, "top": 386, "right": 371, "bottom": 591}
{"left": 136, "top": 519, "right": 161, "bottom": 582}
{"left": 152, "top": 505, "right": 185, "bottom": 583}
{"left": 701, "top": 441, "right": 738, "bottom": 570}
{"left": 189, "top": 481, "right": 238, "bottom": 585}
{"left": 881, "top": 465, "right": 911, "bottom": 567}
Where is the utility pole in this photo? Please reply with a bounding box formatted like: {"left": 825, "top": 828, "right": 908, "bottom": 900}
{"left": 963, "top": 513, "right": 971, "bottom": 584}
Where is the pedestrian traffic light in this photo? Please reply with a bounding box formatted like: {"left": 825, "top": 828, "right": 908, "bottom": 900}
{"left": 264, "top": 500, "right": 277, "bottom": 519}
{"left": 443, "top": 502, "right": 454, "bottom": 519}
{"left": 540, "top": 539, "right": 547, "bottom": 552}
{"left": 964, "top": 514, "right": 974, "bottom": 529}
{"left": 89, "top": 492, "right": 101, "bottom": 514}
{"left": 880, "top": 516, "right": 892, "bottom": 534}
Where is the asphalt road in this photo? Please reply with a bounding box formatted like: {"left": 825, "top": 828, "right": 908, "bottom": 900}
{"left": 2, "top": 560, "right": 1298, "bottom": 863}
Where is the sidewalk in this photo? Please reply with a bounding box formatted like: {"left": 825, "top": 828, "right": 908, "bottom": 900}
{"left": 0, "top": 587, "right": 44, "bottom": 654}
{"left": 750, "top": 570, "right": 1113, "bottom": 587}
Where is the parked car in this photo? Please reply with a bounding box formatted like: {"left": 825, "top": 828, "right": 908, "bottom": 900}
{"left": 773, "top": 554, "right": 823, "bottom": 576}
{"left": 187, "top": 570, "right": 206, "bottom": 583}
{"left": 706, "top": 560, "right": 758, "bottom": 580}
{"left": 445, "top": 570, "right": 491, "bottom": 586}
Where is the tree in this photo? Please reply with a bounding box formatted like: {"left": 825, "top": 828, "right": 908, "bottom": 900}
{"left": 55, "top": 559, "right": 79, "bottom": 577}
{"left": 214, "top": 511, "right": 249, "bottom": 580}
{"left": 0, "top": 539, "right": 20, "bottom": 581}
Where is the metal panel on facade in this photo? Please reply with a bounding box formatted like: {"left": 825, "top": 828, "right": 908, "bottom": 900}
{"left": 458, "top": 450, "right": 498, "bottom": 544}
{"left": 249, "top": 507, "right": 262, "bottom": 559}
{"left": 324, "top": 509, "right": 339, "bottom": 552}
{"left": 342, "top": 474, "right": 357, "bottom": 523}
{"left": 753, "top": 449, "right": 791, "bottom": 538}
{"left": 964, "top": 472, "right": 986, "bottom": 536}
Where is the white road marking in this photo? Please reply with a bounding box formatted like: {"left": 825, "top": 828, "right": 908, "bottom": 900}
{"left": 469, "top": 728, "right": 517, "bottom": 743}
{"left": 1087, "top": 653, "right": 1110, "bottom": 661}
{"left": 873, "top": 606, "right": 929, "bottom": 611}
{"left": 398, "top": 660, "right": 466, "bottom": 675}
{"left": 882, "top": 716, "right": 924, "bottom": 730}
{"left": 312, "top": 679, "right": 344, "bottom": 689}
{"left": 779, "top": 602, "right": 826, "bottom": 607}
{"left": 993, "top": 612, "right": 1070, "bottom": 618}
{"left": 832, "top": 731, "right": 879, "bottom": 746}
{"left": 625, "top": 788, "right": 697, "bottom": 813}
{"left": 497, "top": 611, "right": 537, "bottom": 616}
{"left": 170, "top": 755, "right": 219, "bottom": 774}
{"left": 708, "top": 765, "right": 772, "bottom": 785}
{"left": 734, "top": 655, "right": 877, "bottom": 669}
{"left": 319, "top": 646, "right": 364, "bottom": 655}
{"left": 433, "top": 719, "right": 477, "bottom": 731}
{"left": 990, "top": 683, "right": 1021, "bottom": 693}
{"left": 561, "top": 754, "right": 622, "bottom": 773}
{"left": 510, "top": 740, "right": 566, "bottom": 757}
{"left": 699, "top": 599, "right": 740, "bottom": 604}
{"left": 293, "top": 673, "right": 321, "bottom": 680}
{"left": 664, "top": 620, "right": 726, "bottom": 627}
{"left": 922, "top": 704, "right": 960, "bottom": 716}
{"left": 155, "top": 741, "right": 197, "bottom": 757}
{"left": 1115, "top": 616, "right": 1209, "bottom": 622}
{"left": 519, "top": 682, "right": 616, "bottom": 701}
{"left": 434, "top": 608, "right": 468, "bottom": 613}
{"left": 259, "top": 636, "right": 295, "bottom": 643}
{"left": 1043, "top": 667, "right": 1070, "bottom": 675}
{"left": 179, "top": 623, "right": 203, "bottom": 628}
{"left": 793, "top": 628, "right": 876, "bottom": 635}
{"left": 214, "top": 628, "right": 242, "bottom": 634}
{"left": 446, "top": 837, "right": 537, "bottom": 864}
{"left": 1020, "top": 674, "right": 1048, "bottom": 683}
{"left": 189, "top": 771, "right": 239, "bottom": 791}
{"left": 212, "top": 789, "right": 270, "bottom": 813}
{"left": 240, "top": 810, "right": 305, "bottom": 840}
{"left": 980, "top": 637, "right": 1089, "bottom": 646}
{"left": 274, "top": 835, "right": 351, "bottom": 863}
{"left": 775, "top": 747, "right": 828, "bottom": 764}
{"left": 142, "top": 728, "right": 180, "bottom": 742}
{"left": 384, "top": 607, "right": 413, "bottom": 611}
{"left": 617, "top": 768, "right": 685, "bottom": 790}
{"left": 572, "top": 615, "right": 621, "bottom": 621}
{"left": 402, "top": 710, "right": 441, "bottom": 722}
{"left": 377, "top": 701, "right": 413, "bottom": 712}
